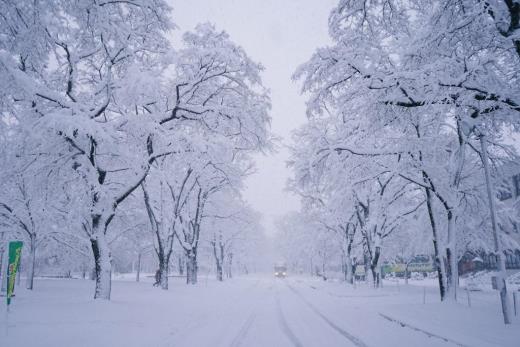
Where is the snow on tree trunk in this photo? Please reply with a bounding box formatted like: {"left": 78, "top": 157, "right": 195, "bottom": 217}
{"left": 216, "top": 262, "right": 223, "bottom": 282}
{"left": 1, "top": 250, "right": 7, "bottom": 293}
{"left": 136, "top": 252, "right": 141, "bottom": 282}
{"left": 344, "top": 231, "right": 354, "bottom": 285}
{"left": 159, "top": 256, "right": 169, "bottom": 290}
{"left": 480, "top": 133, "right": 512, "bottom": 324}
{"left": 186, "top": 250, "right": 197, "bottom": 285}
{"left": 212, "top": 238, "right": 224, "bottom": 282}
{"left": 178, "top": 255, "right": 184, "bottom": 276}
{"left": 26, "top": 233, "right": 36, "bottom": 290}
{"left": 0, "top": 246, "right": 4, "bottom": 290}
{"left": 345, "top": 259, "right": 353, "bottom": 284}
{"left": 371, "top": 234, "right": 382, "bottom": 288}
{"left": 445, "top": 209, "right": 458, "bottom": 301}
{"left": 218, "top": 241, "right": 225, "bottom": 281}
{"left": 141, "top": 182, "right": 171, "bottom": 290}
{"left": 424, "top": 185, "right": 447, "bottom": 301}
{"left": 91, "top": 231, "right": 112, "bottom": 300}
{"left": 227, "top": 252, "right": 233, "bottom": 279}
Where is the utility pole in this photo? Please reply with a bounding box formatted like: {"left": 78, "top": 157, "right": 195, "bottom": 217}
{"left": 479, "top": 131, "right": 512, "bottom": 324}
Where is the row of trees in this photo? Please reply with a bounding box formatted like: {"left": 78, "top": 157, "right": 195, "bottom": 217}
{"left": 285, "top": 0, "right": 520, "bottom": 324}
{"left": 0, "top": 0, "right": 271, "bottom": 299}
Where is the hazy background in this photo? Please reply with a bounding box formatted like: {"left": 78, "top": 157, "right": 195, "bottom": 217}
{"left": 171, "top": 0, "right": 337, "bottom": 235}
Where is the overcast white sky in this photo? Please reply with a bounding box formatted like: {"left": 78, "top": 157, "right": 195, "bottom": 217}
{"left": 171, "top": 0, "right": 337, "bottom": 234}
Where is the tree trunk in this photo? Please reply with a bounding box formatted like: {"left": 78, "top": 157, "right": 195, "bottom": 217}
{"left": 159, "top": 254, "right": 169, "bottom": 289}
{"left": 212, "top": 240, "right": 224, "bottom": 282}
{"left": 141, "top": 182, "right": 171, "bottom": 290}
{"left": 445, "top": 209, "right": 458, "bottom": 301}
{"left": 227, "top": 252, "right": 233, "bottom": 279}
{"left": 342, "top": 254, "right": 346, "bottom": 281}
{"left": 345, "top": 259, "right": 353, "bottom": 284}
{"left": 345, "top": 236, "right": 354, "bottom": 284}
{"left": 178, "top": 255, "right": 184, "bottom": 276}
{"left": 219, "top": 242, "right": 225, "bottom": 281}
{"left": 186, "top": 249, "right": 197, "bottom": 285}
{"left": 0, "top": 245, "right": 4, "bottom": 289}
{"left": 371, "top": 245, "right": 381, "bottom": 288}
{"left": 136, "top": 252, "right": 141, "bottom": 282}
{"left": 216, "top": 262, "right": 223, "bottom": 281}
{"left": 443, "top": 119, "right": 467, "bottom": 301}
{"left": 424, "top": 185, "right": 447, "bottom": 301}
{"left": 26, "top": 233, "right": 36, "bottom": 290}
{"left": 480, "top": 133, "right": 512, "bottom": 324}
{"left": 91, "top": 231, "right": 112, "bottom": 300}
{"left": 364, "top": 253, "right": 370, "bottom": 284}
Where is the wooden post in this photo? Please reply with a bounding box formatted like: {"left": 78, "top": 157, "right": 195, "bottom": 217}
{"left": 513, "top": 292, "right": 520, "bottom": 316}
{"left": 466, "top": 287, "right": 471, "bottom": 308}
{"left": 423, "top": 286, "right": 426, "bottom": 304}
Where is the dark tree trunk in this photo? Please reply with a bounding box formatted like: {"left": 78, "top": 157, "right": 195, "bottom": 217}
{"left": 26, "top": 233, "right": 36, "bottom": 290}
{"left": 158, "top": 253, "right": 169, "bottom": 289}
{"left": 345, "top": 237, "right": 354, "bottom": 284}
{"left": 90, "top": 231, "right": 112, "bottom": 300}
{"left": 0, "top": 247, "right": 4, "bottom": 288}
{"left": 186, "top": 249, "right": 197, "bottom": 285}
{"left": 444, "top": 208, "right": 458, "bottom": 300}
{"left": 424, "top": 185, "right": 446, "bottom": 301}
{"left": 371, "top": 246, "right": 381, "bottom": 288}
{"left": 136, "top": 252, "right": 141, "bottom": 282}
{"left": 178, "top": 255, "right": 184, "bottom": 276}
{"left": 212, "top": 239, "right": 224, "bottom": 282}
{"left": 226, "top": 252, "right": 233, "bottom": 279}
{"left": 216, "top": 262, "right": 223, "bottom": 281}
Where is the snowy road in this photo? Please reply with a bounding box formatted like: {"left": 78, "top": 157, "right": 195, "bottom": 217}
{"left": 172, "top": 277, "right": 464, "bottom": 347}
{"left": 2, "top": 276, "right": 519, "bottom": 347}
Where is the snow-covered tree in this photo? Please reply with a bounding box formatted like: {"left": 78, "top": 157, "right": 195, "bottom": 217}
{"left": 140, "top": 24, "right": 271, "bottom": 288}
{"left": 0, "top": 0, "right": 177, "bottom": 299}
{"left": 291, "top": 0, "right": 520, "bottom": 324}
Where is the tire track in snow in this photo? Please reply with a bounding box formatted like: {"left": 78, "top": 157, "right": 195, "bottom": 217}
{"left": 378, "top": 313, "right": 470, "bottom": 347}
{"left": 287, "top": 283, "right": 369, "bottom": 347}
{"left": 229, "top": 312, "right": 256, "bottom": 347}
{"left": 275, "top": 293, "right": 304, "bottom": 347}
{"left": 170, "top": 279, "right": 262, "bottom": 345}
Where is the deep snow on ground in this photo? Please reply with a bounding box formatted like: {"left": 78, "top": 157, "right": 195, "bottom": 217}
{"left": 1, "top": 275, "right": 519, "bottom": 347}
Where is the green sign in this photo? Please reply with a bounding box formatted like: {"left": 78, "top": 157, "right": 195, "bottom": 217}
{"left": 408, "top": 262, "right": 434, "bottom": 273}
{"left": 381, "top": 262, "right": 435, "bottom": 275}
{"left": 6, "top": 241, "right": 23, "bottom": 306}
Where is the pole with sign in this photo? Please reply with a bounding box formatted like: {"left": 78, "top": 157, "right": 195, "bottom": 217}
{"left": 6, "top": 241, "right": 23, "bottom": 308}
